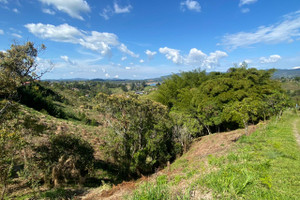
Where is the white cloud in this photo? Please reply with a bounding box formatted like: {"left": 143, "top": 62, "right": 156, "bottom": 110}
{"left": 293, "top": 66, "right": 300, "bottom": 69}
{"left": 25, "top": 23, "right": 138, "bottom": 58}
{"left": 25, "top": 23, "right": 82, "bottom": 43}
{"left": 239, "top": 0, "right": 257, "bottom": 7}
{"left": 114, "top": 75, "right": 119, "bottom": 78}
{"left": 39, "top": 0, "right": 90, "bottom": 20}
{"left": 11, "top": 33, "right": 22, "bottom": 38}
{"left": 105, "top": 73, "right": 110, "bottom": 78}
{"left": 113, "top": 2, "right": 132, "bottom": 14}
{"left": 125, "top": 66, "right": 131, "bottom": 70}
{"left": 0, "top": 29, "right": 4, "bottom": 35}
{"left": 159, "top": 47, "right": 183, "bottom": 64}
{"left": 13, "top": 8, "right": 19, "bottom": 13}
{"left": 145, "top": 50, "right": 157, "bottom": 60}
{"left": 140, "top": 59, "right": 144, "bottom": 63}
{"left": 118, "top": 43, "right": 139, "bottom": 58}
{"left": 100, "top": 7, "right": 112, "bottom": 20}
{"left": 121, "top": 56, "right": 127, "bottom": 61}
{"left": 43, "top": 8, "right": 55, "bottom": 15}
{"left": 259, "top": 55, "right": 281, "bottom": 63}
{"left": 221, "top": 10, "right": 300, "bottom": 49}
{"left": 159, "top": 47, "right": 227, "bottom": 69}
{"left": 181, "top": 0, "right": 201, "bottom": 12}
{"left": 100, "top": 2, "right": 132, "bottom": 20}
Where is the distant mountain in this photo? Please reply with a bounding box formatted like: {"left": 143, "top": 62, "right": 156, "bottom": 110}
{"left": 272, "top": 69, "right": 300, "bottom": 78}
{"left": 43, "top": 78, "right": 89, "bottom": 82}
{"left": 43, "top": 69, "right": 300, "bottom": 82}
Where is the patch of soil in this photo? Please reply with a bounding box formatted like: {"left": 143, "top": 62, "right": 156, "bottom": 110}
{"left": 186, "top": 125, "right": 256, "bottom": 161}
{"left": 80, "top": 126, "right": 257, "bottom": 200}
{"left": 293, "top": 119, "right": 300, "bottom": 147}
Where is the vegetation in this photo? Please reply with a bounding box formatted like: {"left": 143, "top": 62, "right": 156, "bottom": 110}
{"left": 96, "top": 93, "right": 177, "bottom": 178}
{"left": 0, "top": 42, "right": 298, "bottom": 199}
{"left": 154, "top": 66, "right": 290, "bottom": 138}
{"left": 129, "top": 111, "right": 300, "bottom": 200}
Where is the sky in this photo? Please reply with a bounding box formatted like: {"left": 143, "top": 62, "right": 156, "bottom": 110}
{"left": 0, "top": 0, "right": 300, "bottom": 80}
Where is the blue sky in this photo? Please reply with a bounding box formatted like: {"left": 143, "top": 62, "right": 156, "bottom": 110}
{"left": 0, "top": 0, "right": 300, "bottom": 79}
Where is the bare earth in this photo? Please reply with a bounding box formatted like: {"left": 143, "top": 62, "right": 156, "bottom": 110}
{"left": 79, "top": 125, "right": 257, "bottom": 200}
{"left": 293, "top": 117, "right": 300, "bottom": 147}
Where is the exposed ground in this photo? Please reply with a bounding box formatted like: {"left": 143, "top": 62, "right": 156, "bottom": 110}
{"left": 80, "top": 125, "right": 257, "bottom": 200}
{"left": 293, "top": 117, "right": 300, "bottom": 147}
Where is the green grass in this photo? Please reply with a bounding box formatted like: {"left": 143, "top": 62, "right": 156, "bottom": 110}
{"left": 129, "top": 111, "right": 300, "bottom": 200}
{"left": 199, "top": 111, "right": 300, "bottom": 199}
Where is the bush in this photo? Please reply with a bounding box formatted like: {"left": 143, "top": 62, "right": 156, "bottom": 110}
{"left": 34, "top": 134, "right": 95, "bottom": 187}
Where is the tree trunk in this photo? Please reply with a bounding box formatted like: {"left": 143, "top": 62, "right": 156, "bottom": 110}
{"left": 243, "top": 119, "right": 248, "bottom": 135}
{"left": 204, "top": 125, "right": 211, "bottom": 135}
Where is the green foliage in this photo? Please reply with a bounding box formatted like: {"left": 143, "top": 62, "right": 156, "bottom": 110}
{"left": 34, "top": 134, "right": 95, "bottom": 186}
{"left": 96, "top": 93, "right": 177, "bottom": 177}
{"left": 155, "top": 67, "right": 290, "bottom": 137}
{"left": 132, "top": 175, "right": 170, "bottom": 200}
{"left": 0, "top": 128, "right": 23, "bottom": 199}
{"left": 17, "top": 83, "right": 67, "bottom": 118}
{"left": 0, "top": 42, "right": 47, "bottom": 100}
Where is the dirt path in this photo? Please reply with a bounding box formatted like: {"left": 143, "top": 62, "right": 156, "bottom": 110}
{"left": 293, "top": 117, "right": 300, "bottom": 147}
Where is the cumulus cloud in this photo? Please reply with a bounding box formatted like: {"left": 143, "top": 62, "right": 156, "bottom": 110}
{"left": 39, "top": 0, "right": 90, "bottom": 20}
{"left": 114, "top": 2, "right": 132, "bottom": 14}
{"left": 159, "top": 47, "right": 183, "bottom": 64}
{"left": 114, "top": 75, "right": 119, "bottom": 78}
{"left": 25, "top": 23, "right": 138, "bottom": 58}
{"left": 239, "top": 0, "right": 257, "bottom": 7}
{"left": 43, "top": 8, "right": 55, "bottom": 15}
{"left": 0, "top": 29, "right": 4, "bottom": 35}
{"left": 145, "top": 50, "right": 157, "bottom": 60}
{"left": 121, "top": 56, "right": 127, "bottom": 61}
{"left": 139, "top": 59, "right": 144, "bottom": 63}
{"left": 180, "top": 0, "right": 201, "bottom": 12}
{"left": 259, "top": 55, "right": 281, "bottom": 63}
{"left": 105, "top": 73, "right": 110, "bottom": 78}
{"left": 221, "top": 10, "right": 300, "bottom": 49}
{"left": 100, "top": 2, "right": 132, "bottom": 20}
{"left": 125, "top": 66, "right": 131, "bottom": 70}
{"left": 159, "top": 47, "right": 227, "bottom": 69}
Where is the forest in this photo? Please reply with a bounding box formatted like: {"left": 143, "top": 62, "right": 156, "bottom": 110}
{"left": 0, "top": 43, "right": 299, "bottom": 199}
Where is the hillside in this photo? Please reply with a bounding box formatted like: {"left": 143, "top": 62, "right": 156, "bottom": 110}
{"left": 82, "top": 110, "right": 300, "bottom": 199}
{"left": 1, "top": 43, "right": 297, "bottom": 200}
{"left": 81, "top": 112, "right": 300, "bottom": 200}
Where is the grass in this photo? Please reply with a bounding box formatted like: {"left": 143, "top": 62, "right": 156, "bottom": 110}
{"left": 199, "top": 111, "right": 300, "bottom": 199}
{"left": 129, "top": 110, "right": 300, "bottom": 199}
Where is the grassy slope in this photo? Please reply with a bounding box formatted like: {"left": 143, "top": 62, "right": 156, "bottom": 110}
{"left": 129, "top": 111, "right": 300, "bottom": 200}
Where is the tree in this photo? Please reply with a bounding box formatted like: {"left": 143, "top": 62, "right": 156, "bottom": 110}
{"left": 96, "top": 93, "right": 176, "bottom": 178}
{"left": 0, "top": 42, "right": 50, "bottom": 198}
{"left": 0, "top": 42, "right": 50, "bottom": 117}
